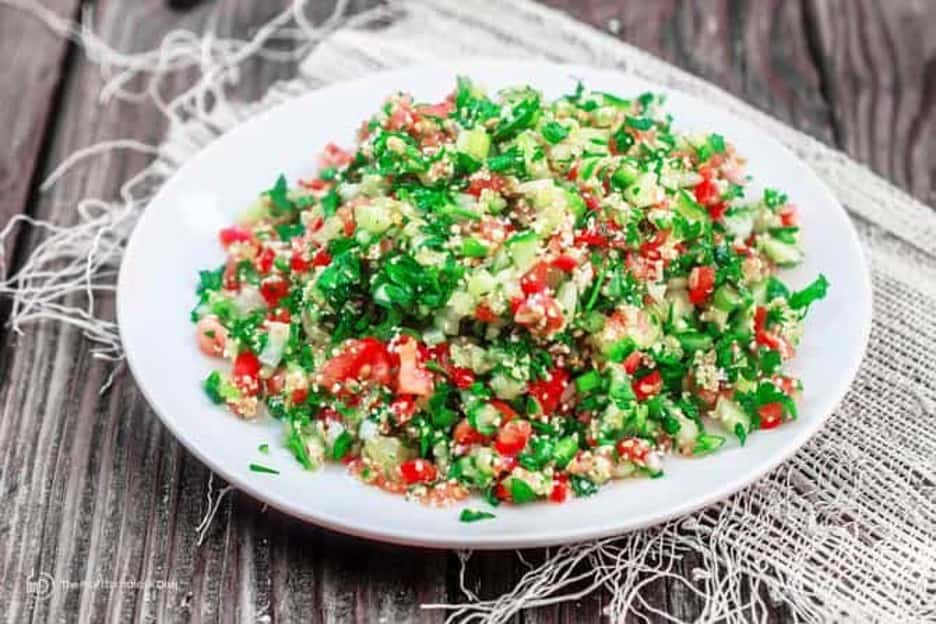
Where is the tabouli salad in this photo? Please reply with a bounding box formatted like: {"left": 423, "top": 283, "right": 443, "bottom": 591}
{"left": 192, "top": 78, "right": 828, "bottom": 509}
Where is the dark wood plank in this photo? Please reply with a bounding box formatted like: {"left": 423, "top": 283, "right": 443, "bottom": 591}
{"left": 0, "top": 0, "right": 82, "bottom": 266}
{"left": 804, "top": 0, "right": 935, "bottom": 204}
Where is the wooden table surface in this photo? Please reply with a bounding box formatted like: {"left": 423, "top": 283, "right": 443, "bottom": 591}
{"left": 0, "top": 1, "right": 932, "bottom": 622}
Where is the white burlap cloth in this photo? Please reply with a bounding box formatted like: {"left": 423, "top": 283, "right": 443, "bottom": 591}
{"left": 1, "top": 1, "right": 934, "bottom": 622}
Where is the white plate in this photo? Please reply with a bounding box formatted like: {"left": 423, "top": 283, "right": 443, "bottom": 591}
{"left": 117, "top": 61, "right": 871, "bottom": 549}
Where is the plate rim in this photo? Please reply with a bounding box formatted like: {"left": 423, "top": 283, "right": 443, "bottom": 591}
{"left": 117, "top": 60, "right": 873, "bottom": 549}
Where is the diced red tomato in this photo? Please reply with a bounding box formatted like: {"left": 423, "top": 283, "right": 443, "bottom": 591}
{"left": 495, "top": 480, "right": 512, "bottom": 501}
{"left": 639, "top": 229, "right": 669, "bottom": 261}
{"left": 290, "top": 252, "right": 310, "bottom": 273}
{"left": 779, "top": 204, "right": 798, "bottom": 227}
{"left": 466, "top": 173, "right": 508, "bottom": 197}
{"left": 581, "top": 191, "right": 601, "bottom": 211}
{"left": 694, "top": 178, "right": 719, "bottom": 206}
{"left": 757, "top": 331, "right": 795, "bottom": 359}
{"left": 232, "top": 351, "right": 261, "bottom": 396}
{"left": 256, "top": 247, "right": 275, "bottom": 274}
{"left": 450, "top": 366, "right": 476, "bottom": 389}
{"left": 387, "top": 106, "right": 414, "bottom": 131}
{"left": 311, "top": 248, "right": 332, "bottom": 267}
{"left": 317, "top": 406, "right": 342, "bottom": 422}
{"left": 688, "top": 266, "right": 716, "bottom": 305}
{"left": 623, "top": 350, "right": 643, "bottom": 374}
{"left": 754, "top": 306, "right": 768, "bottom": 333}
{"left": 615, "top": 437, "right": 651, "bottom": 465}
{"left": 415, "top": 100, "right": 454, "bottom": 118}
{"left": 399, "top": 459, "right": 437, "bottom": 484}
{"left": 320, "top": 142, "right": 353, "bottom": 168}
{"left": 774, "top": 375, "right": 798, "bottom": 396}
{"left": 219, "top": 225, "right": 252, "bottom": 248}
{"left": 574, "top": 229, "right": 609, "bottom": 248}
{"left": 549, "top": 475, "right": 569, "bottom": 503}
{"left": 520, "top": 261, "right": 551, "bottom": 295}
{"left": 707, "top": 201, "right": 727, "bottom": 220}
{"left": 291, "top": 387, "right": 308, "bottom": 405}
{"left": 299, "top": 177, "right": 329, "bottom": 191}
{"left": 528, "top": 368, "right": 569, "bottom": 414}
{"left": 490, "top": 399, "right": 518, "bottom": 422}
{"left": 632, "top": 370, "right": 663, "bottom": 401}
{"left": 267, "top": 308, "right": 291, "bottom": 323}
{"left": 390, "top": 395, "right": 418, "bottom": 424}
{"left": 453, "top": 419, "right": 487, "bottom": 445}
{"left": 494, "top": 420, "right": 532, "bottom": 456}
{"left": 513, "top": 293, "right": 564, "bottom": 336}
{"left": 259, "top": 276, "right": 290, "bottom": 307}
{"left": 509, "top": 297, "right": 525, "bottom": 315}
{"left": 551, "top": 254, "right": 578, "bottom": 272}
{"left": 474, "top": 303, "right": 498, "bottom": 323}
{"left": 565, "top": 163, "right": 579, "bottom": 181}
{"left": 319, "top": 337, "right": 393, "bottom": 390}
{"left": 396, "top": 337, "right": 434, "bottom": 396}
{"left": 758, "top": 402, "right": 784, "bottom": 429}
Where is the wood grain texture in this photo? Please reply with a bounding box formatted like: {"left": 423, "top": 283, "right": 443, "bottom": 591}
{"left": 0, "top": 0, "right": 82, "bottom": 267}
{"left": 0, "top": 1, "right": 933, "bottom": 623}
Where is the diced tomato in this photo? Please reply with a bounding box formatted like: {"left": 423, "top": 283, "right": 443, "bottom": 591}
{"left": 453, "top": 419, "right": 487, "bottom": 445}
{"left": 308, "top": 216, "right": 324, "bottom": 233}
{"left": 415, "top": 100, "right": 454, "bottom": 118}
{"left": 259, "top": 276, "right": 290, "bottom": 307}
{"left": 299, "top": 177, "right": 329, "bottom": 191}
{"left": 387, "top": 106, "right": 414, "bottom": 131}
{"left": 520, "top": 261, "right": 551, "bottom": 295}
{"left": 581, "top": 191, "right": 601, "bottom": 211}
{"left": 256, "top": 247, "right": 276, "bottom": 274}
{"left": 219, "top": 225, "right": 252, "bottom": 248}
{"left": 474, "top": 303, "right": 498, "bottom": 323}
{"left": 311, "top": 248, "right": 332, "bottom": 267}
{"left": 758, "top": 402, "right": 784, "bottom": 429}
{"left": 549, "top": 475, "right": 569, "bottom": 503}
{"left": 318, "top": 337, "right": 393, "bottom": 390}
{"left": 688, "top": 266, "right": 716, "bottom": 305}
{"left": 390, "top": 395, "right": 418, "bottom": 424}
{"left": 320, "top": 142, "right": 353, "bottom": 168}
{"left": 317, "top": 406, "right": 342, "bottom": 422}
{"left": 632, "top": 370, "right": 663, "bottom": 401}
{"left": 343, "top": 219, "right": 356, "bottom": 237}
{"left": 551, "top": 254, "right": 578, "bottom": 272}
{"left": 450, "top": 366, "right": 476, "bottom": 389}
{"left": 694, "top": 178, "right": 720, "bottom": 206}
{"left": 466, "top": 173, "right": 507, "bottom": 197}
{"left": 639, "top": 229, "right": 669, "bottom": 261}
{"left": 615, "top": 437, "right": 651, "bottom": 465}
{"left": 514, "top": 293, "right": 564, "bottom": 336}
{"left": 707, "top": 201, "right": 727, "bottom": 220}
{"left": 290, "top": 252, "right": 310, "bottom": 273}
{"left": 494, "top": 420, "right": 532, "bottom": 456}
{"left": 566, "top": 163, "right": 579, "bottom": 181}
{"left": 774, "top": 375, "right": 798, "bottom": 396}
{"left": 528, "top": 368, "right": 569, "bottom": 414}
{"left": 495, "top": 454, "right": 517, "bottom": 475}
{"left": 754, "top": 306, "right": 768, "bottom": 333}
{"left": 509, "top": 297, "right": 525, "bottom": 315}
{"left": 267, "top": 308, "right": 291, "bottom": 323}
{"left": 574, "top": 229, "right": 609, "bottom": 248}
{"left": 495, "top": 480, "right": 512, "bottom": 501}
{"left": 291, "top": 387, "right": 308, "bottom": 405}
{"left": 232, "top": 351, "right": 261, "bottom": 396}
{"left": 623, "top": 350, "right": 643, "bottom": 374}
{"left": 399, "top": 459, "right": 438, "bottom": 484}
{"left": 396, "top": 337, "right": 434, "bottom": 396}
{"left": 757, "top": 331, "right": 795, "bottom": 359}
{"left": 779, "top": 204, "right": 798, "bottom": 227}
{"left": 490, "top": 399, "right": 518, "bottom": 422}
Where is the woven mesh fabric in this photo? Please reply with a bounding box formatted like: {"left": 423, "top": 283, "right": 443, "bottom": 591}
{"left": 1, "top": 0, "right": 933, "bottom": 621}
